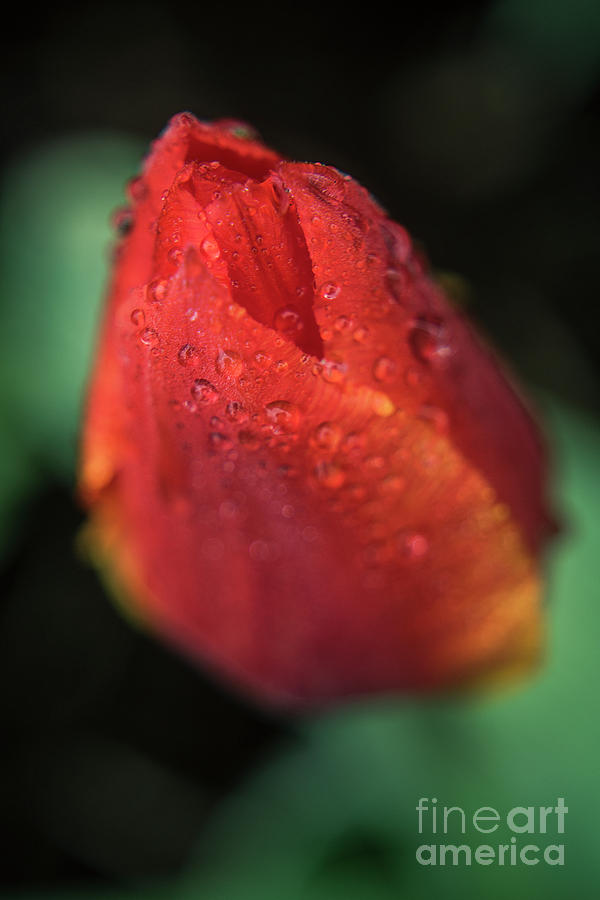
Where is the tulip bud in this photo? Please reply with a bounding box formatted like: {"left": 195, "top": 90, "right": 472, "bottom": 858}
{"left": 79, "top": 113, "right": 554, "bottom": 707}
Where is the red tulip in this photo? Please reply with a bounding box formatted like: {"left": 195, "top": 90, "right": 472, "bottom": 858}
{"left": 79, "top": 113, "right": 554, "bottom": 707}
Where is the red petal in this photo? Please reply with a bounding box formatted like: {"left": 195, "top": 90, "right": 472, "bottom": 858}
{"left": 278, "top": 162, "right": 553, "bottom": 553}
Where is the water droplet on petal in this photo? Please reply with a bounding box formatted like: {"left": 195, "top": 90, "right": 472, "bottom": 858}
{"left": 273, "top": 305, "right": 304, "bottom": 338}
{"left": 225, "top": 400, "right": 247, "bottom": 422}
{"left": 254, "top": 351, "right": 272, "bottom": 368}
{"left": 311, "top": 422, "right": 342, "bottom": 452}
{"left": 340, "top": 432, "right": 366, "bottom": 456}
{"left": 264, "top": 400, "right": 300, "bottom": 434}
{"left": 408, "top": 316, "right": 452, "bottom": 366}
{"left": 271, "top": 175, "right": 291, "bottom": 215}
{"left": 168, "top": 247, "right": 183, "bottom": 265}
{"left": 191, "top": 379, "right": 219, "bottom": 404}
{"left": 386, "top": 266, "right": 409, "bottom": 302}
{"left": 249, "top": 539, "right": 271, "bottom": 562}
{"left": 365, "top": 455, "right": 386, "bottom": 471}
{"left": 319, "top": 359, "right": 346, "bottom": 384}
{"left": 372, "top": 356, "right": 397, "bottom": 383}
{"left": 147, "top": 278, "right": 169, "bottom": 303}
{"left": 201, "top": 236, "right": 221, "bottom": 260}
{"left": 226, "top": 121, "right": 259, "bottom": 140}
{"left": 139, "top": 327, "right": 159, "bottom": 347}
{"left": 314, "top": 460, "right": 346, "bottom": 489}
{"left": 209, "top": 432, "right": 233, "bottom": 451}
{"left": 334, "top": 315, "right": 353, "bottom": 333}
{"left": 130, "top": 308, "right": 145, "bottom": 326}
{"left": 417, "top": 404, "right": 449, "bottom": 433}
{"left": 219, "top": 499, "right": 239, "bottom": 520}
{"left": 397, "top": 531, "right": 429, "bottom": 560}
{"left": 302, "top": 525, "right": 319, "bottom": 543}
{"left": 320, "top": 281, "right": 340, "bottom": 300}
{"left": 178, "top": 343, "right": 199, "bottom": 366}
{"left": 380, "top": 474, "right": 406, "bottom": 493}
{"left": 216, "top": 348, "right": 243, "bottom": 377}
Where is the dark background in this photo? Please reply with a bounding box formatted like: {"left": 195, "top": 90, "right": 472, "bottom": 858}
{"left": 0, "top": 1, "right": 599, "bottom": 896}
{"left": 3, "top": 0, "right": 599, "bottom": 405}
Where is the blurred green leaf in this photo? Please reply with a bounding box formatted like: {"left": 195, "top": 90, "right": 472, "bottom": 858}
{"left": 490, "top": 0, "right": 600, "bottom": 91}
{"left": 0, "top": 134, "right": 144, "bottom": 482}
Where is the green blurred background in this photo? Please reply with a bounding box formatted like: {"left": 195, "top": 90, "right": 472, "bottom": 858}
{"left": 0, "top": 1, "right": 599, "bottom": 897}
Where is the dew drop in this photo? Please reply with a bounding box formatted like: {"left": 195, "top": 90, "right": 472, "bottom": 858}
{"left": 147, "top": 278, "right": 169, "bottom": 303}
{"left": 177, "top": 343, "right": 199, "bottom": 366}
{"left": 408, "top": 316, "right": 452, "bottom": 366}
{"left": 168, "top": 247, "right": 183, "bottom": 266}
{"left": 130, "top": 308, "right": 145, "bottom": 326}
{"left": 386, "top": 266, "right": 409, "bottom": 302}
{"left": 314, "top": 460, "right": 346, "bottom": 489}
{"left": 191, "top": 378, "right": 219, "bottom": 405}
{"left": 319, "top": 281, "right": 340, "bottom": 300}
{"left": 302, "top": 525, "right": 319, "bottom": 542}
{"left": 219, "top": 499, "right": 239, "bottom": 520}
{"left": 273, "top": 305, "right": 304, "bottom": 338}
{"left": 352, "top": 325, "right": 369, "bottom": 343}
{"left": 249, "top": 539, "right": 271, "bottom": 562}
{"left": 254, "top": 350, "right": 272, "bottom": 368}
{"left": 264, "top": 400, "right": 300, "bottom": 433}
{"left": 397, "top": 531, "right": 429, "bottom": 560}
{"left": 215, "top": 348, "right": 243, "bottom": 377}
{"left": 225, "top": 400, "right": 247, "bottom": 422}
{"left": 365, "top": 455, "right": 386, "bottom": 471}
{"left": 334, "top": 315, "right": 353, "bottom": 333}
{"left": 271, "top": 176, "right": 291, "bottom": 215}
{"left": 340, "top": 432, "right": 366, "bottom": 456}
{"left": 372, "top": 356, "right": 397, "bottom": 383}
{"left": 227, "top": 121, "right": 259, "bottom": 140}
{"left": 209, "top": 432, "right": 233, "bottom": 451}
{"left": 201, "top": 236, "right": 221, "bottom": 260}
{"left": 417, "top": 404, "right": 449, "bottom": 433}
{"left": 311, "top": 421, "right": 342, "bottom": 452}
{"left": 139, "top": 327, "right": 159, "bottom": 347}
{"left": 319, "top": 359, "right": 346, "bottom": 384}
{"left": 380, "top": 474, "right": 406, "bottom": 493}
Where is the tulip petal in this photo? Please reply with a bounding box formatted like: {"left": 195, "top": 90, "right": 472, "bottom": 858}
{"left": 278, "top": 162, "right": 553, "bottom": 554}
